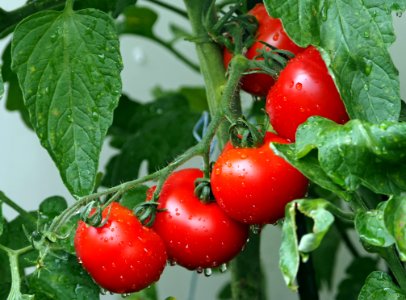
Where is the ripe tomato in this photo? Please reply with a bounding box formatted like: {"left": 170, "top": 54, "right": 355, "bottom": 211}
{"left": 266, "top": 46, "right": 349, "bottom": 141}
{"left": 74, "top": 202, "right": 167, "bottom": 294}
{"left": 211, "top": 132, "right": 308, "bottom": 225}
{"left": 223, "top": 3, "right": 304, "bottom": 96}
{"left": 152, "top": 168, "right": 249, "bottom": 270}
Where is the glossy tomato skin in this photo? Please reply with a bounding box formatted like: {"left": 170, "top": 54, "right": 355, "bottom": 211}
{"left": 74, "top": 202, "right": 167, "bottom": 294}
{"left": 266, "top": 46, "right": 349, "bottom": 141}
{"left": 223, "top": 3, "right": 304, "bottom": 96}
{"left": 211, "top": 132, "right": 308, "bottom": 225}
{"left": 152, "top": 168, "right": 249, "bottom": 270}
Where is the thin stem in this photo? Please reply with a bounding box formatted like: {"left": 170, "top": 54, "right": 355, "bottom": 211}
{"left": 381, "top": 247, "right": 406, "bottom": 291}
{"left": 153, "top": 36, "right": 200, "bottom": 72}
{"left": 325, "top": 202, "right": 355, "bottom": 224}
{"left": 230, "top": 232, "right": 266, "bottom": 300}
{"left": 0, "top": 191, "right": 36, "bottom": 225}
{"left": 143, "top": 0, "right": 188, "bottom": 19}
{"left": 0, "top": 244, "right": 34, "bottom": 300}
{"left": 64, "top": 0, "right": 74, "bottom": 11}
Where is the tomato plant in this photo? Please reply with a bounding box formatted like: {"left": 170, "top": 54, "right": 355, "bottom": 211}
{"left": 211, "top": 132, "right": 308, "bottom": 224}
{"left": 223, "top": 3, "right": 304, "bottom": 96}
{"left": 0, "top": 0, "right": 405, "bottom": 300}
{"left": 266, "top": 46, "right": 349, "bottom": 141}
{"left": 74, "top": 202, "right": 167, "bottom": 294}
{"left": 152, "top": 168, "right": 249, "bottom": 270}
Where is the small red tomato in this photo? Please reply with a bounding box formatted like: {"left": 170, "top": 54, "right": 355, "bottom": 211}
{"left": 152, "top": 168, "right": 249, "bottom": 270}
{"left": 74, "top": 202, "right": 167, "bottom": 294}
{"left": 223, "top": 3, "right": 304, "bottom": 96}
{"left": 266, "top": 46, "right": 349, "bottom": 141}
{"left": 211, "top": 132, "right": 308, "bottom": 225}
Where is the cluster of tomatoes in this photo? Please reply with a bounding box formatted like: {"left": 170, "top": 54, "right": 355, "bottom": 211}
{"left": 74, "top": 3, "right": 349, "bottom": 295}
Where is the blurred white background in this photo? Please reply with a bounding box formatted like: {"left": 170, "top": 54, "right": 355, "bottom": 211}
{"left": 0, "top": 0, "right": 405, "bottom": 299}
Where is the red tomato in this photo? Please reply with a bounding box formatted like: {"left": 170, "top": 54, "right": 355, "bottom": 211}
{"left": 152, "top": 168, "right": 249, "bottom": 270}
{"left": 211, "top": 132, "right": 308, "bottom": 225}
{"left": 223, "top": 3, "right": 304, "bottom": 96}
{"left": 266, "top": 46, "right": 349, "bottom": 141}
{"left": 74, "top": 202, "right": 167, "bottom": 294}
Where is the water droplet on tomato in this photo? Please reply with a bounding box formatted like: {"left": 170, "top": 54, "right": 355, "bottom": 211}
{"left": 204, "top": 268, "right": 213, "bottom": 277}
{"left": 295, "top": 82, "right": 302, "bottom": 90}
{"left": 240, "top": 153, "right": 247, "bottom": 159}
{"left": 220, "top": 263, "right": 227, "bottom": 273}
{"left": 289, "top": 81, "right": 294, "bottom": 88}
{"left": 215, "top": 168, "right": 221, "bottom": 175}
{"left": 119, "top": 275, "right": 124, "bottom": 281}
{"left": 196, "top": 267, "right": 203, "bottom": 274}
{"left": 272, "top": 32, "right": 280, "bottom": 41}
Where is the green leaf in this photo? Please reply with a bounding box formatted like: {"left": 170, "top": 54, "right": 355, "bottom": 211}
{"left": 120, "top": 185, "right": 150, "bottom": 210}
{"left": 264, "top": 0, "right": 403, "bottom": 122}
{"left": 1, "top": 42, "right": 32, "bottom": 129}
{"left": 217, "top": 281, "right": 232, "bottom": 299}
{"left": 39, "top": 196, "right": 68, "bottom": 219}
{"left": 103, "top": 94, "right": 200, "bottom": 186}
{"left": 271, "top": 143, "right": 350, "bottom": 201}
{"left": 335, "top": 257, "right": 378, "bottom": 300}
{"left": 384, "top": 195, "right": 406, "bottom": 261}
{"left": 279, "top": 198, "right": 334, "bottom": 290}
{"left": 11, "top": 8, "right": 123, "bottom": 197}
{"left": 0, "top": 201, "right": 3, "bottom": 238}
{"left": 25, "top": 252, "right": 100, "bottom": 300}
{"left": 0, "top": 65, "right": 3, "bottom": 101}
{"left": 278, "top": 117, "right": 406, "bottom": 196}
{"left": 116, "top": 6, "right": 157, "bottom": 38}
{"left": 312, "top": 224, "right": 340, "bottom": 290}
{"left": 358, "top": 271, "right": 406, "bottom": 300}
{"left": 355, "top": 202, "right": 395, "bottom": 249}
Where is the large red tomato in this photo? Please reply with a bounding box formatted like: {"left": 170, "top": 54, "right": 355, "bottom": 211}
{"left": 266, "top": 46, "right": 349, "bottom": 141}
{"left": 152, "top": 168, "right": 249, "bottom": 270}
{"left": 74, "top": 202, "right": 167, "bottom": 294}
{"left": 211, "top": 132, "right": 308, "bottom": 225}
{"left": 223, "top": 3, "right": 304, "bottom": 96}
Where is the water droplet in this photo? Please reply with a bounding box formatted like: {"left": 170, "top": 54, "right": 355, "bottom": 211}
{"left": 196, "top": 267, "right": 203, "bottom": 274}
{"left": 289, "top": 81, "right": 294, "bottom": 88}
{"left": 215, "top": 168, "right": 221, "bottom": 175}
{"left": 295, "top": 82, "right": 302, "bottom": 90}
{"left": 100, "top": 288, "right": 107, "bottom": 295}
{"left": 250, "top": 224, "right": 261, "bottom": 234}
{"left": 220, "top": 263, "right": 227, "bottom": 273}
{"left": 396, "top": 11, "right": 403, "bottom": 17}
{"left": 272, "top": 32, "right": 280, "bottom": 41}
{"left": 119, "top": 275, "right": 124, "bottom": 281}
{"left": 168, "top": 259, "right": 177, "bottom": 266}
{"left": 364, "top": 60, "right": 373, "bottom": 76}
{"left": 98, "top": 53, "right": 105, "bottom": 62}
{"left": 50, "top": 34, "right": 57, "bottom": 42}
{"left": 363, "top": 31, "right": 370, "bottom": 38}
{"left": 204, "top": 268, "right": 213, "bottom": 277}
{"left": 121, "top": 293, "right": 131, "bottom": 298}
{"left": 240, "top": 153, "right": 247, "bottom": 159}
{"left": 320, "top": 2, "right": 329, "bottom": 21}
{"left": 363, "top": 83, "right": 369, "bottom": 91}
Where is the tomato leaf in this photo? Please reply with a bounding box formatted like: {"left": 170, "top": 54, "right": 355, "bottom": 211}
{"left": 355, "top": 202, "right": 395, "bottom": 249}
{"left": 0, "top": 66, "right": 3, "bottom": 101}
{"left": 335, "top": 257, "right": 378, "bottom": 300}
{"left": 1, "top": 42, "right": 32, "bottom": 129}
{"left": 264, "top": 0, "right": 403, "bottom": 123}
{"left": 103, "top": 94, "right": 200, "bottom": 186}
{"left": 11, "top": 7, "right": 122, "bottom": 197}
{"left": 279, "top": 198, "right": 334, "bottom": 290}
{"left": 358, "top": 271, "right": 406, "bottom": 300}
{"left": 116, "top": 6, "right": 157, "bottom": 38}
{"left": 312, "top": 224, "right": 340, "bottom": 290}
{"left": 25, "top": 252, "right": 100, "bottom": 300}
{"left": 120, "top": 185, "right": 150, "bottom": 210}
{"left": 271, "top": 143, "right": 350, "bottom": 201}
{"left": 384, "top": 195, "right": 406, "bottom": 261}
{"left": 276, "top": 117, "right": 406, "bottom": 196}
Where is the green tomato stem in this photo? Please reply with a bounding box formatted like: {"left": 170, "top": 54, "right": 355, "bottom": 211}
{"left": 144, "top": 0, "right": 189, "bottom": 19}
{"left": 230, "top": 232, "right": 266, "bottom": 300}
{"left": 0, "top": 244, "right": 34, "bottom": 300}
{"left": 381, "top": 246, "right": 406, "bottom": 292}
{"left": 0, "top": 191, "right": 36, "bottom": 225}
